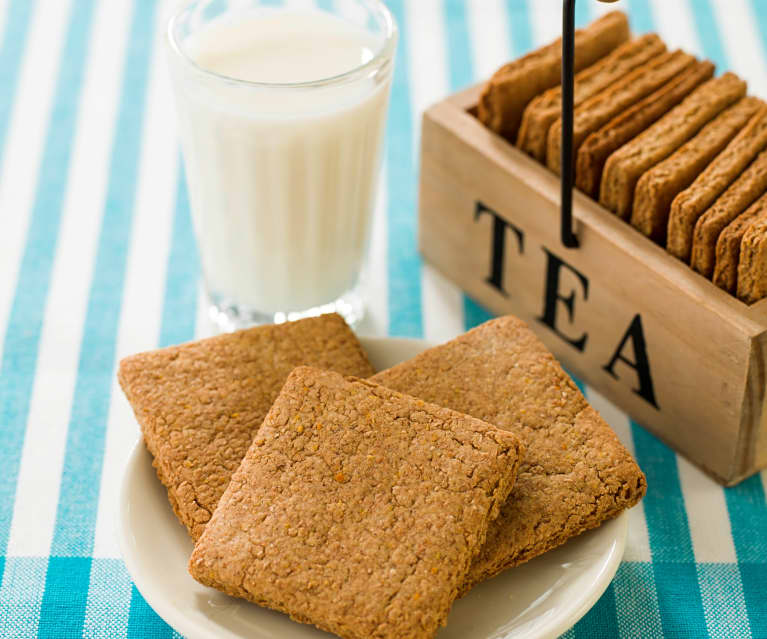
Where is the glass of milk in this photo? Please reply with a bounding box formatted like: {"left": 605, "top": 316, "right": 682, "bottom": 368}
{"left": 167, "top": 0, "right": 396, "bottom": 330}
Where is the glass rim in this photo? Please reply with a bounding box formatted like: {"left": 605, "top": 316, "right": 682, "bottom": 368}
{"left": 167, "top": 0, "right": 398, "bottom": 90}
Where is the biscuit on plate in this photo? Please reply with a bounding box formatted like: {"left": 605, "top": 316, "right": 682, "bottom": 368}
{"left": 600, "top": 72, "right": 747, "bottom": 220}
{"left": 478, "top": 11, "right": 629, "bottom": 142}
{"left": 189, "top": 367, "right": 524, "bottom": 639}
{"left": 117, "top": 313, "right": 374, "bottom": 540}
{"left": 372, "top": 316, "right": 646, "bottom": 593}
{"left": 576, "top": 60, "right": 714, "bottom": 198}
{"left": 630, "top": 97, "right": 762, "bottom": 243}
{"left": 547, "top": 50, "right": 696, "bottom": 175}
{"left": 517, "top": 33, "right": 666, "bottom": 161}
{"left": 669, "top": 107, "right": 767, "bottom": 263}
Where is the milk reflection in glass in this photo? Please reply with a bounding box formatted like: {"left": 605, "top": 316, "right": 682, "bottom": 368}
{"left": 167, "top": 1, "right": 396, "bottom": 328}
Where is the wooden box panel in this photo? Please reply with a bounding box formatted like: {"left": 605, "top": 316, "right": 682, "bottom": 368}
{"left": 419, "top": 86, "right": 767, "bottom": 485}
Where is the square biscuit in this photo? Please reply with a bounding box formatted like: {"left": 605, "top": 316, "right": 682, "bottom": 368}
{"left": 189, "top": 367, "right": 524, "bottom": 639}
{"left": 600, "top": 72, "right": 747, "bottom": 220}
{"left": 576, "top": 61, "right": 714, "bottom": 198}
{"left": 371, "top": 316, "right": 646, "bottom": 593}
{"left": 118, "top": 314, "right": 375, "bottom": 540}
{"left": 630, "top": 97, "right": 762, "bottom": 243}
{"left": 666, "top": 106, "right": 767, "bottom": 268}
{"left": 478, "top": 11, "right": 629, "bottom": 141}
{"left": 694, "top": 149, "right": 767, "bottom": 282}
{"left": 547, "top": 50, "right": 696, "bottom": 175}
{"left": 737, "top": 216, "right": 767, "bottom": 303}
{"left": 517, "top": 34, "right": 666, "bottom": 162}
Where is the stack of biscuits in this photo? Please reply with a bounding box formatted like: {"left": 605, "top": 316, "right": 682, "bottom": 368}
{"left": 119, "top": 313, "right": 646, "bottom": 639}
{"left": 480, "top": 10, "right": 767, "bottom": 305}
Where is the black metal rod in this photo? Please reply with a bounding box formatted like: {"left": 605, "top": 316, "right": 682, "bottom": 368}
{"left": 561, "top": 0, "right": 579, "bottom": 248}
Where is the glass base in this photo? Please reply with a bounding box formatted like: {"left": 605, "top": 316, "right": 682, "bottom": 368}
{"left": 207, "top": 286, "right": 366, "bottom": 333}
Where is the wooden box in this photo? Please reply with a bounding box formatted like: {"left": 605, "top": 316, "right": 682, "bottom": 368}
{"left": 419, "top": 85, "right": 767, "bottom": 486}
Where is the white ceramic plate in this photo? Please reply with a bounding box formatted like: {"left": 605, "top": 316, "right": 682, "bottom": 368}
{"left": 119, "top": 336, "right": 627, "bottom": 639}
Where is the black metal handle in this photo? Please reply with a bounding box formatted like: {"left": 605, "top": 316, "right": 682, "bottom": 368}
{"left": 561, "top": 0, "right": 578, "bottom": 248}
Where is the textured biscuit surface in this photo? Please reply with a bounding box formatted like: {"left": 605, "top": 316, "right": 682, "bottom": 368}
{"left": 630, "top": 97, "right": 762, "bottom": 242}
{"left": 696, "top": 150, "right": 767, "bottom": 282}
{"left": 371, "top": 317, "right": 646, "bottom": 592}
{"left": 670, "top": 107, "right": 767, "bottom": 263}
{"left": 737, "top": 217, "right": 767, "bottom": 303}
{"left": 576, "top": 61, "right": 714, "bottom": 198}
{"left": 547, "top": 50, "right": 696, "bottom": 175}
{"left": 189, "top": 367, "right": 524, "bottom": 639}
{"left": 712, "top": 193, "right": 767, "bottom": 294}
{"left": 478, "top": 11, "right": 629, "bottom": 141}
{"left": 517, "top": 34, "right": 666, "bottom": 161}
{"left": 600, "top": 73, "right": 747, "bottom": 220}
{"left": 118, "top": 314, "right": 375, "bottom": 540}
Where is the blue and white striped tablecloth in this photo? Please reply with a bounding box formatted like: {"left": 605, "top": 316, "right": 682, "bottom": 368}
{"left": 0, "top": 0, "right": 765, "bottom": 637}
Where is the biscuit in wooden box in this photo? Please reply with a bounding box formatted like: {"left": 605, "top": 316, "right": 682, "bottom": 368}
{"left": 418, "top": 11, "right": 767, "bottom": 484}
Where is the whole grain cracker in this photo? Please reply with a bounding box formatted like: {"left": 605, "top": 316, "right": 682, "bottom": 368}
{"left": 694, "top": 150, "right": 767, "bottom": 280}
{"left": 189, "top": 367, "right": 524, "bottom": 639}
{"left": 712, "top": 193, "right": 767, "bottom": 293}
{"left": 547, "top": 50, "right": 696, "bottom": 175}
{"left": 117, "top": 313, "right": 375, "bottom": 540}
{"left": 669, "top": 106, "right": 767, "bottom": 262}
{"left": 600, "top": 72, "right": 747, "bottom": 220}
{"left": 631, "top": 97, "right": 762, "bottom": 243}
{"left": 517, "top": 34, "right": 666, "bottom": 161}
{"left": 576, "top": 61, "right": 715, "bottom": 198}
{"left": 371, "top": 316, "right": 646, "bottom": 592}
{"left": 478, "top": 11, "right": 629, "bottom": 141}
{"left": 737, "top": 216, "right": 767, "bottom": 303}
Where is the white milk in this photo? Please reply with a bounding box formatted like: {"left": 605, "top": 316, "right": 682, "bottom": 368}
{"left": 169, "top": 9, "right": 393, "bottom": 314}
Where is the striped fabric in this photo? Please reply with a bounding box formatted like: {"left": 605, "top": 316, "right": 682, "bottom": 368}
{"left": 0, "top": 0, "right": 765, "bottom": 637}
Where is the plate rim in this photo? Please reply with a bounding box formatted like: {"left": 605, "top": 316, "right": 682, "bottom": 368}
{"left": 118, "top": 335, "right": 628, "bottom": 639}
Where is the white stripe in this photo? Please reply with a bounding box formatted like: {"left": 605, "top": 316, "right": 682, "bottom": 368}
{"left": 0, "top": 0, "right": 11, "bottom": 45}
{"left": 0, "top": 0, "right": 71, "bottom": 367}
{"left": 677, "top": 457, "right": 737, "bottom": 563}
{"left": 3, "top": 0, "right": 84, "bottom": 557}
{"left": 284, "top": 0, "right": 316, "bottom": 8}
{"left": 466, "top": 0, "right": 511, "bottom": 80}
{"left": 711, "top": 0, "right": 767, "bottom": 97}
{"left": 406, "top": 0, "right": 448, "bottom": 135}
{"left": 590, "top": 2, "right": 616, "bottom": 18}
{"left": 358, "top": 167, "right": 388, "bottom": 337}
{"left": 196, "top": 287, "right": 214, "bottom": 339}
{"left": 405, "top": 0, "right": 464, "bottom": 342}
{"left": 527, "top": 0, "right": 561, "bottom": 47}
{"left": 648, "top": 0, "right": 703, "bottom": 57}
{"left": 585, "top": 387, "right": 653, "bottom": 563}
{"left": 92, "top": 1, "right": 178, "bottom": 559}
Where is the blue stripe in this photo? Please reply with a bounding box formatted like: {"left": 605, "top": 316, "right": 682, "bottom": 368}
{"left": 37, "top": 557, "right": 92, "bottom": 638}
{"left": 83, "top": 558, "right": 132, "bottom": 639}
{"left": 127, "top": 585, "right": 176, "bottom": 638}
{"left": 688, "top": 0, "right": 728, "bottom": 69}
{"left": 724, "top": 476, "right": 767, "bottom": 637}
{"left": 506, "top": 0, "right": 532, "bottom": 55}
{"left": 316, "top": 0, "right": 333, "bottom": 12}
{"left": 631, "top": 422, "right": 708, "bottom": 638}
{"left": 574, "top": 0, "right": 589, "bottom": 28}
{"left": 159, "top": 167, "right": 199, "bottom": 348}
{"left": 624, "top": 0, "right": 654, "bottom": 35}
{"left": 0, "top": 0, "right": 91, "bottom": 560}
{"left": 47, "top": 0, "right": 158, "bottom": 558}
{"left": 386, "top": 0, "right": 421, "bottom": 337}
{"left": 463, "top": 298, "right": 494, "bottom": 330}
{"left": 572, "top": 583, "right": 619, "bottom": 639}
{"left": 0, "top": 0, "right": 35, "bottom": 177}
